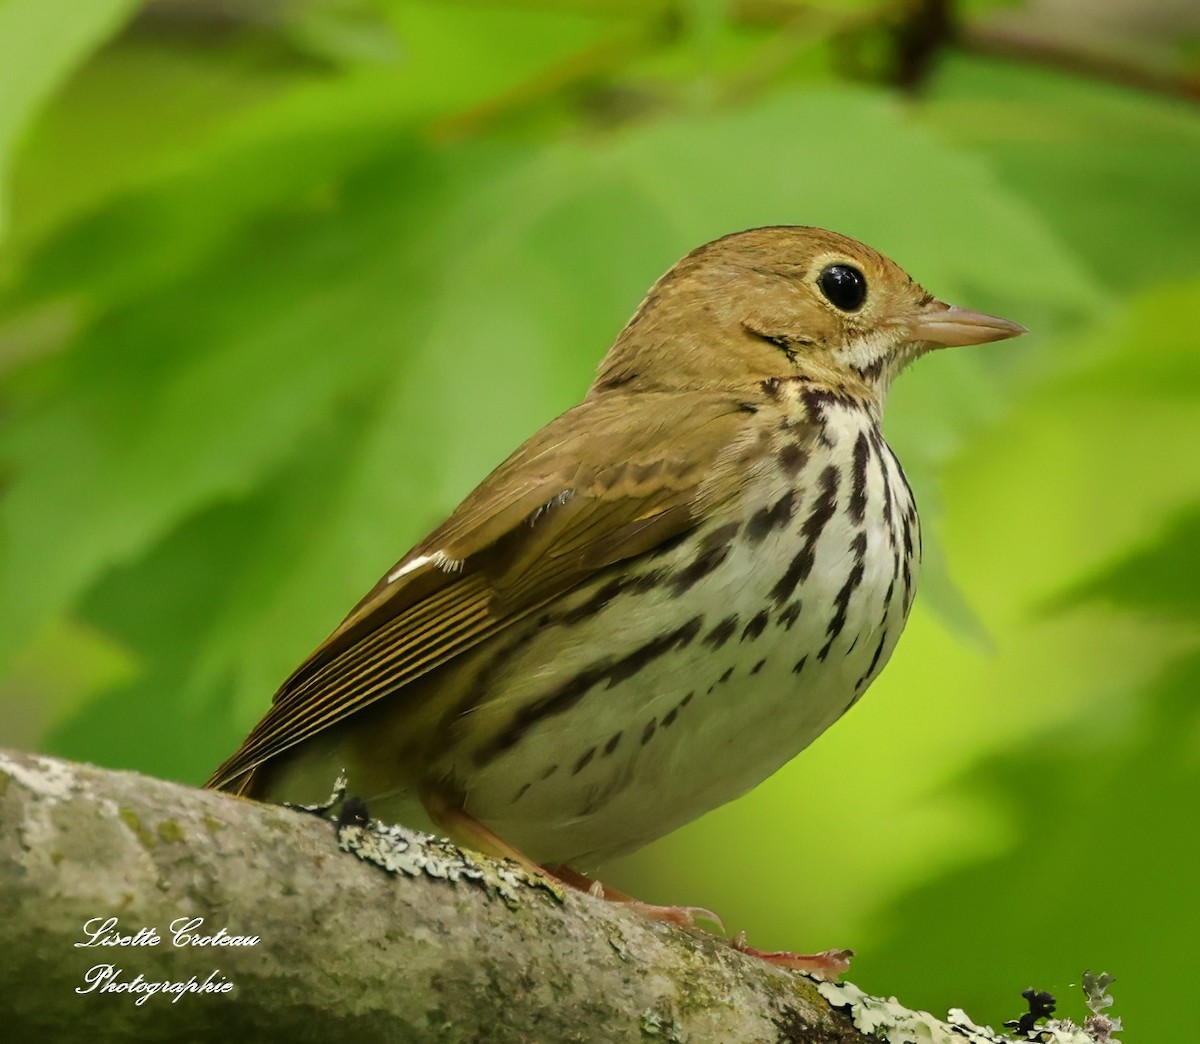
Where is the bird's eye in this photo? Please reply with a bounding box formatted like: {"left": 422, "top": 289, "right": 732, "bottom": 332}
{"left": 817, "top": 264, "right": 867, "bottom": 312}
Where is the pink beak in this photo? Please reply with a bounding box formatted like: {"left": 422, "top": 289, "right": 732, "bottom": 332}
{"left": 909, "top": 300, "right": 1027, "bottom": 348}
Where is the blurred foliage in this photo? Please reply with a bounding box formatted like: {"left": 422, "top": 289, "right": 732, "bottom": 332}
{"left": 0, "top": 0, "right": 142, "bottom": 243}
{"left": 1, "top": 0, "right": 1198, "bottom": 1037}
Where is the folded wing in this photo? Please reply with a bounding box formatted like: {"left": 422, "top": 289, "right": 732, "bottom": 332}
{"left": 206, "top": 391, "right": 757, "bottom": 793}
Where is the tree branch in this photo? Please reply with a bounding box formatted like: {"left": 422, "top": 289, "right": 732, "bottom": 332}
{"left": 960, "top": 22, "right": 1200, "bottom": 105}
{"left": 0, "top": 748, "right": 1095, "bottom": 1042}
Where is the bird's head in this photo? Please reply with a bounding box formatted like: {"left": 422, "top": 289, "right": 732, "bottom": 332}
{"left": 593, "top": 226, "right": 1025, "bottom": 404}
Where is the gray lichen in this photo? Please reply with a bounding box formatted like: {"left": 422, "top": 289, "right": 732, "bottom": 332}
{"left": 639, "top": 1006, "right": 684, "bottom": 1041}
{"left": 335, "top": 815, "right": 562, "bottom": 910}
{"left": 287, "top": 773, "right": 563, "bottom": 908}
{"left": 817, "top": 979, "right": 1112, "bottom": 1044}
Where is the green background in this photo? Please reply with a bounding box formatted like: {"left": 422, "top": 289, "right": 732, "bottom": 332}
{"left": 2, "top": 0, "right": 1197, "bottom": 1037}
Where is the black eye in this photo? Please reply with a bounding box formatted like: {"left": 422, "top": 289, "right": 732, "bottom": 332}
{"left": 817, "top": 264, "right": 867, "bottom": 312}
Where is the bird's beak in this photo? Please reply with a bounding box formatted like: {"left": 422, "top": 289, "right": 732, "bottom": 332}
{"left": 908, "top": 300, "right": 1027, "bottom": 348}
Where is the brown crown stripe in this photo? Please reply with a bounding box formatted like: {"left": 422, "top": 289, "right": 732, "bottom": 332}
{"left": 771, "top": 463, "right": 839, "bottom": 604}
{"left": 475, "top": 616, "right": 704, "bottom": 765}
{"left": 849, "top": 431, "right": 870, "bottom": 524}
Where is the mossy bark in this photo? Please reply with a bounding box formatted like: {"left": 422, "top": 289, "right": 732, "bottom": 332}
{"left": 0, "top": 747, "right": 948, "bottom": 1042}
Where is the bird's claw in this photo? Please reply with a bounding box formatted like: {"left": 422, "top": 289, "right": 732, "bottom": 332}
{"left": 729, "top": 931, "right": 853, "bottom": 980}
{"left": 620, "top": 898, "right": 725, "bottom": 932}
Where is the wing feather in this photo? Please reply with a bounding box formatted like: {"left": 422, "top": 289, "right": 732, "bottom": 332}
{"left": 206, "top": 392, "right": 752, "bottom": 792}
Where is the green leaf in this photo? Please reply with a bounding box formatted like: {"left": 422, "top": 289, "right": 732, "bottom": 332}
{"left": 1054, "top": 505, "right": 1200, "bottom": 621}
{"left": 921, "top": 56, "right": 1200, "bottom": 293}
{"left": 6, "top": 27, "right": 330, "bottom": 257}
{"left": 0, "top": 0, "right": 139, "bottom": 245}
{"left": 0, "top": 135, "right": 493, "bottom": 672}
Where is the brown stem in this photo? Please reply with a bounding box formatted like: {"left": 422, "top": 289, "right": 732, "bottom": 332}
{"left": 960, "top": 22, "right": 1200, "bottom": 104}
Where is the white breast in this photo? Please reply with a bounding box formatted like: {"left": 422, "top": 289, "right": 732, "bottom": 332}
{"left": 465, "top": 403, "right": 920, "bottom": 865}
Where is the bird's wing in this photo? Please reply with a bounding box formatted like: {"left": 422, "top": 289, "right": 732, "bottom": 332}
{"left": 205, "top": 390, "right": 763, "bottom": 792}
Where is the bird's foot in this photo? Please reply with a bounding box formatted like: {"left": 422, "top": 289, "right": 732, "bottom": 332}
{"left": 590, "top": 886, "right": 724, "bottom": 931}
{"left": 418, "top": 798, "right": 842, "bottom": 975}
{"left": 729, "top": 931, "right": 853, "bottom": 980}
{"left": 563, "top": 866, "right": 847, "bottom": 977}
{"left": 550, "top": 865, "right": 724, "bottom": 930}
{"left": 622, "top": 900, "right": 725, "bottom": 931}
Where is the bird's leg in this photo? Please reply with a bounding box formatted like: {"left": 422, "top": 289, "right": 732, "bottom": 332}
{"left": 553, "top": 868, "right": 850, "bottom": 978}
{"left": 421, "top": 792, "right": 847, "bottom": 979}
{"left": 421, "top": 788, "right": 549, "bottom": 879}
{"left": 421, "top": 790, "right": 719, "bottom": 927}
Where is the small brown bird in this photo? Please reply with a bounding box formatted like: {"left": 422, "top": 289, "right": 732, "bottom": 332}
{"left": 208, "top": 227, "right": 1022, "bottom": 956}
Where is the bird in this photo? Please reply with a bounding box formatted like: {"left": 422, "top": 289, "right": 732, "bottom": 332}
{"left": 207, "top": 226, "right": 1023, "bottom": 966}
